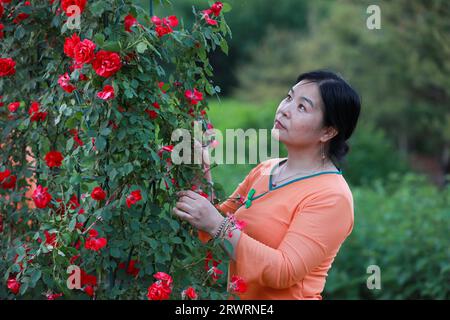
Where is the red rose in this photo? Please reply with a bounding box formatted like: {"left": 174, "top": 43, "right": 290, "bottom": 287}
{"left": 88, "top": 229, "right": 98, "bottom": 238}
{"left": 68, "top": 194, "right": 80, "bottom": 210}
{"left": 126, "top": 190, "right": 142, "bottom": 208}
{"left": 0, "top": 57, "right": 16, "bottom": 77}
{"left": 44, "top": 230, "right": 57, "bottom": 247}
{"left": 153, "top": 271, "right": 173, "bottom": 286}
{"left": 147, "top": 282, "right": 171, "bottom": 300}
{"left": 80, "top": 269, "right": 97, "bottom": 287}
{"left": 28, "top": 101, "right": 47, "bottom": 122}
{"left": 145, "top": 109, "right": 158, "bottom": 119}
{"left": 0, "top": 23, "right": 4, "bottom": 39}
{"left": 118, "top": 259, "right": 140, "bottom": 277}
{"left": 92, "top": 50, "right": 122, "bottom": 78}
{"left": 96, "top": 85, "right": 115, "bottom": 100}
{"left": 13, "top": 1, "right": 31, "bottom": 24}
{"left": 210, "top": 2, "right": 223, "bottom": 17}
{"left": 91, "top": 186, "right": 106, "bottom": 201}
{"left": 151, "top": 15, "right": 178, "bottom": 37}
{"left": 7, "top": 102, "right": 20, "bottom": 112}
{"left": 46, "top": 292, "right": 63, "bottom": 300}
{"left": 84, "top": 285, "right": 94, "bottom": 297}
{"left": 157, "top": 145, "right": 174, "bottom": 157}
{"left": 158, "top": 81, "right": 168, "bottom": 93}
{"left": 44, "top": 150, "right": 64, "bottom": 168}
{"left": 0, "top": 3, "right": 4, "bottom": 19}
{"left": 73, "top": 39, "right": 96, "bottom": 64}
{"left": 0, "top": 169, "right": 16, "bottom": 189}
{"left": 229, "top": 275, "right": 247, "bottom": 294}
{"left": 32, "top": 185, "right": 52, "bottom": 209}
{"left": 7, "top": 278, "right": 21, "bottom": 295}
{"left": 64, "top": 33, "right": 81, "bottom": 58}
{"left": 182, "top": 287, "right": 198, "bottom": 300}
{"left": 58, "top": 73, "right": 76, "bottom": 93}
{"left": 184, "top": 88, "right": 203, "bottom": 105}
{"left": 124, "top": 14, "right": 137, "bottom": 32}
{"left": 69, "top": 128, "right": 84, "bottom": 147}
{"left": 84, "top": 236, "right": 107, "bottom": 251}
{"left": 61, "top": 0, "right": 87, "bottom": 17}
{"left": 201, "top": 10, "right": 218, "bottom": 26}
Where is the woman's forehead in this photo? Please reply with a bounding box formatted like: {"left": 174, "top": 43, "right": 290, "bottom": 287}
{"left": 292, "top": 80, "right": 321, "bottom": 106}
{"left": 293, "top": 80, "right": 319, "bottom": 95}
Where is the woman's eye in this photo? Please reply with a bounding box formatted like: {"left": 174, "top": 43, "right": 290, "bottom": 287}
{"left": 298, "top": 104, "right": 306, "bottom": 111}
{"left": 285, "top": 94, "right": 291, "bottom": 101}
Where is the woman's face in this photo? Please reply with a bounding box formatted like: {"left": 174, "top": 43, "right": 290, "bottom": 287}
{"left": 272, "top": 80, "right": 331, "bottom": 148}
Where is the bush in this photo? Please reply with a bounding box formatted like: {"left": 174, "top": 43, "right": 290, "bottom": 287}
{"left": 323, "top": 173, "right": 450, "bottom": 299}
{"left": 342, "top": 122, "right": 410, "bottom": 186}
{"left": 0, "top": 0, "right": 234, "bottom": 300}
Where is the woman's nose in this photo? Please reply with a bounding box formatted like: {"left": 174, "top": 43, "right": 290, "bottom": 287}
{"left": 278, "top": 103, "right": 290, "bottom": 118}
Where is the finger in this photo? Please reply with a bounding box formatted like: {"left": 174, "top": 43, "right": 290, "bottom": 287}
{"left": 178, "top": 196, "right": 197, "bottom": 207}
{"left": 177, "top": 190, "right": 201, "bottom": 200}
{"left": 175, "top": 201, "right": 194, "bottom": 214}
{"left": 172, "top": 207, "right": 193, "bottom": 222}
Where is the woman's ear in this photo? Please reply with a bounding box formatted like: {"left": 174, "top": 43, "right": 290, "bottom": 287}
{"left": 320, "top": 126, "right": 338, "bottom": 143}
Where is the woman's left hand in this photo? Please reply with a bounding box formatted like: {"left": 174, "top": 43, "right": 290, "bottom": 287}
{"left": 173, "top": 190, "right": 224, "bottom": 236}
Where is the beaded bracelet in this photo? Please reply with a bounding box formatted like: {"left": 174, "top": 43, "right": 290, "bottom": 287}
{"left": 216, "top": 217, "right": 237, "bottom": 241}
{"left": 213, "top": 217, "right": 229, "bottom": 240}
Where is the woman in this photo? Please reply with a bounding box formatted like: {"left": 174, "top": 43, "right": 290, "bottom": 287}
{"left": 173, "top": 70, "right": 361, "bottom": 300}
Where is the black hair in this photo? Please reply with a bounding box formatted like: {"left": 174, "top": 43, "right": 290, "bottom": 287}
{"left": 296, "top": 70, "right": 361, "bottom": 165}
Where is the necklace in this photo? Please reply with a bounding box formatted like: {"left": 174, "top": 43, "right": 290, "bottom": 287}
{"left": 271, "top": 160, "right": 333, "bottom": 187}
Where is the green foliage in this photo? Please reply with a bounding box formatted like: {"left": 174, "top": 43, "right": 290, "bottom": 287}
{"left": 0, "top": 0, "right": 234, "bottom": 300}
{"left": 140, "top": 0, "right": 310, "bottom": 94}
{"left": 342, "top": 122, "right": 410, "bottom": 186}
{"left": 235, "top": 0, "right": 450, "bottom": 164}
{"left": 324, "top": 173, "right": 450, "bottom": 299}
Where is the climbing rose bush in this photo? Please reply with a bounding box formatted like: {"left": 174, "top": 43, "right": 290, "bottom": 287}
{"left": 0, "top": 0, "right": 240, "bottom": 300}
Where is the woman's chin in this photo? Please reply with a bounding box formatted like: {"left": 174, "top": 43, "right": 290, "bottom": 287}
{"left": 271, "top": 127, "right": 286, "bottom": 141}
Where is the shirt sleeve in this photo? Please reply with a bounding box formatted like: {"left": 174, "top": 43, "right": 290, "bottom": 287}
{"left": 197, "top": 161, "right": 265, "bottom": 244}
{"left": 233, "top": 192, "right": 354, "bottom": 289}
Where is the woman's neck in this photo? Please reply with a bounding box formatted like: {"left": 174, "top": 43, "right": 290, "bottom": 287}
{"left": 282, "top": 145, "right": 337, "bottom": 174}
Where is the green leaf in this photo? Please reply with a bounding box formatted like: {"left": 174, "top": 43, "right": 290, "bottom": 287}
{"left": 94, "top": 33, "right": 105, "bottom": 46}
{"left": 68, "top": 218, "right": 77, "bottom": 232}
{"left": 66, "top": 138, "right": 74, "bottom": 152}
{"left": 172, "top": 237, "right": 182, "bottom": 244}
{"left": 19, "top": 280, "right": 29, "bottom": 295}
{"left": 110, "top": 247, "right": 121, "bottom": 258}
{"left": 31, "top": 269, "right": 42, "bottom": 285}
{"left": 220, "top": 38, "right": 229, "bottom": 55}
{"left": 123, "top": 163, "right": 133, "bottom": 175}
{"left": 222, "top": 3, "right": 232, "bottom": 13}
{"left": 102, "top": 41, "right": 121, "bottom": 52}
{"left": 130, "top": 220, "right": 140, "bottom": 232}
{"left": 136, "top": 42, "right": 148, "bottom": 54}
{"left": 95, "top": 136, "right": 107, "bottom": 151}
{"left": 89, "top": 1, "right": 106, "bottom": 17}
{"left": 100, "top": 127, "right": 112, "bottom": 136}
{"left": 14, "top": 26, "right": 26, "bottom": 40}
{"left": 149, "top": 239, "right": 158, "bottom": 249}
{"left": 169, "top": 219, "right": 180, "bottom": 231}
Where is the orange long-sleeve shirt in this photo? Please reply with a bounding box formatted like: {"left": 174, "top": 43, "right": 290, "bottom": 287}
{"left": 200, "top": 157, "right": 354, "bottom": 300}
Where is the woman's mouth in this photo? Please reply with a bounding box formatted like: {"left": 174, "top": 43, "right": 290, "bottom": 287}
{"left": 274, "top": 120, "right": 286, "bottom": 130}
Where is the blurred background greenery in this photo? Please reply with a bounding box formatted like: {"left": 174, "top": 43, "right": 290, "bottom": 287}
{"left": 141, "top": 0, "right": 450, "bottom": 299}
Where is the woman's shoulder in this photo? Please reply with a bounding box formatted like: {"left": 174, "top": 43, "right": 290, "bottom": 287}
{"left": 303, "top": 173, "right": 354, "bottom": 213}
